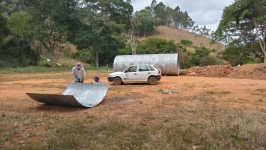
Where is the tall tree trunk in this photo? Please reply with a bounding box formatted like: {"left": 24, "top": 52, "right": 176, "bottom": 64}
{"left": 264, "top": 51, "right": 266, "bottom": 63}
{"left": 49, "top": 49, "right": 55, "bottom": 67}
{"left": 131, "top": 30, "right": 136, "bottom": 55}
{"left": 95, "top": 51, "right": 99, "bottom": 68}
{"left": 255, "top": 22, "right": 266, "bottom": 63}
{"left": 126, "top": 9, "right": 136, "bottom": 55}
{"left": 43, "top": 42, "right": 56, "bottom": 67}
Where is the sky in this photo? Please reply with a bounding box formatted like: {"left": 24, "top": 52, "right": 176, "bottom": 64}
{"left": 131, "top": 0, "right": 234, "bottom": 31}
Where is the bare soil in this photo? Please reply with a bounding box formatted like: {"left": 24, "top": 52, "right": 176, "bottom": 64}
{"left": 0, "top": 63, "right": 266, "bottom": 145}
{"left": 181, "top": 63, "right": 266, "bottom": 80}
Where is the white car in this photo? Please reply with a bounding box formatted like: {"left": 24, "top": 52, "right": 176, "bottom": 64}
{"left": 108, "top": 64, "right": 161, "bottom": 85}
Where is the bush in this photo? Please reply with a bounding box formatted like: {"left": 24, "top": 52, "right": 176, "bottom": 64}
{"left": 179, "top": 46, "right": 223, "bottom": 69}
{"left": 0, "top": 55, "right": 24, "bottom": 68}
{"left": 63, "top": 46, "right": 74, "bottom": 58}
{"left": 2, "top": 39, "right": 39, "bottom": 67}
{"left": 200, "top": 56, "right": 224, "bottom": 66}
{"left": 180, "top": 39, "right": 193, "bottom": 47}
{"left": 38, "top": 56, "right": 51, "bottom": 67}
{"left": 137, "top": 37, "right": 177, "bottom": 54}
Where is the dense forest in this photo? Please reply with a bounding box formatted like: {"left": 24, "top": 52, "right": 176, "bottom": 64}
{"left": 0, "top": 0, "right": 265, "bottom": 68}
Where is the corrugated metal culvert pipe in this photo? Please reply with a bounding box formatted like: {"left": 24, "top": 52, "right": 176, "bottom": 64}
{"left": 113, "top": 53, "right": 180, "bottom": 75}
{"left": 27, "top": 82, "right": 109, "bottom": 108}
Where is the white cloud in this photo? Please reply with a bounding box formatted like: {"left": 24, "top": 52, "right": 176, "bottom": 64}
{"left": 131, "top": 0, "right": 233, "bottom": 31}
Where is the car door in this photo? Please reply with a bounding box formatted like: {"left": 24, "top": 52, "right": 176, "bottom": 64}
{"left": 137, "top": 65, "right": 151, "bottom": 81}
{"left": 123, "top": 66, "right": 138, "bottom": 82}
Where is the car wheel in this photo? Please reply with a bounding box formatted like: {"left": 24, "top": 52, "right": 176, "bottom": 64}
{"left": 113, "top": 77, "right": 122, "bottom": 85}
{"left": 148, "top": 76, "right": 157, "bottom": 85}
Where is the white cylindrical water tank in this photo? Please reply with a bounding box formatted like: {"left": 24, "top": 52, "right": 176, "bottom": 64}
{"left": 113, "top": 53, "right": 180, "bottom": 75}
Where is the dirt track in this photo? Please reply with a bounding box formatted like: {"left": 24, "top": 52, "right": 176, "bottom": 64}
{"left": 0, "top": 63, "right": 266, "bottom": 118}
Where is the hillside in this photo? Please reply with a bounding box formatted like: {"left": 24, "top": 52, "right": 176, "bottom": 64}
{"left": 53, "top": 26, "right": 226, "bottom": 66}
{"left": 138, "top": 26, "right": 225, "bottom": 53}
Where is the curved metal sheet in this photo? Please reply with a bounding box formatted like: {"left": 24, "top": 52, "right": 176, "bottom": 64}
{"left": 113, "top": 53, "right": 180, "bottom": 75}
{"left": 26, "top": 82, "right": 109, "bottom": 108}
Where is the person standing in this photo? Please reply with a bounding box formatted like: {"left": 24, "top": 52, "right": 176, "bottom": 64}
{"left": 72, "top": 62, "right": 85, "bottom": 83}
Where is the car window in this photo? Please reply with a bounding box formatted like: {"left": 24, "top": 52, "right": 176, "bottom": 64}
{"left": 128, "top": 66, "right": 137, "bottom": 72}
{"left": 138, "top": 65, "right": 150, "bottom": 72}
{"left": 148, "top": 65, "right": 155, "bottom": 71}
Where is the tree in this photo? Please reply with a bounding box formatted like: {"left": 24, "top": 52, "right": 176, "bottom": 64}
{"left": 24, "top": 0, "right": 77, "bottom": 67}
{"left": 7, "top": 11, "right": 33, "bottom": 41}
{"left": 0, "top": 8, "right": 7, "bottom": 53}
{"left": 137, "top": 37, "right": 177, "bottom": 54}
{"left": 123, "top": 1, "right": 136, "bottom": 55}
{"left": 134, "top": 10, "right": 156, "bottom": 37}
{"left": 6, "top": 11, "right": 39, "bottom": 65}
{"left": 69, "top": 0, "right": 132, "bottom": 67}
{"left": 215, "top": 0, "right": 266, "bottom": 63}
{"left": 154, "top": 2, "right": 167, "bottom": 26}
{"left": 1, "top": 0, "right": 25, "bottom": 16}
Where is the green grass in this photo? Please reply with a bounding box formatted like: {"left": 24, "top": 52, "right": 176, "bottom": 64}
{"left": 1, "top": 106, "right": 266, "bottom": 149}
{"left": 0, "top": 66, "right": 112, "bottom": 74}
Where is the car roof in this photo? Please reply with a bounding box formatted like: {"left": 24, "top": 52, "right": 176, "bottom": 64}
{"left": 130, "top": 64, "right": 155, "bottom": 66}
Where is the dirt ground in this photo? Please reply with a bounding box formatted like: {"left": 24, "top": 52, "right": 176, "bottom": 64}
{"left": 181, "top": 63, "right": 266, "bottom": 80}
{"left": 0, "top": 64, "right": 266, "bottom": 146}
{"left": 0, "top": 63, "right": 265, "bottom": 116}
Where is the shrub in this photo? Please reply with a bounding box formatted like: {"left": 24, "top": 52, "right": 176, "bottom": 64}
{"left": 38, "top": 56, "right": 51, "bottom": 67}
{"left": 63, "top": 46, "right": 74, "bottom": 58}
{"left": 200, "top": 56, "right": 224, "bottom": 66}
{"left": 180, "top": 39, "right": 193, "bottom": 47}
{"left": 137, "top": 37, "right": 177, "bottom": 54}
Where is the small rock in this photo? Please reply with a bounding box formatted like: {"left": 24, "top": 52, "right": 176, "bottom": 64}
{"left": 162, "top": 91, "right": 169, "bottom": 94}
{"left": 172, "top": 90, "right": 178, "bottom": 93}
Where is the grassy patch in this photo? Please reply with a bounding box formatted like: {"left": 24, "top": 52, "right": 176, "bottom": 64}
{"left": 206, "top": 90, "right": 231, "bottom": 95}
{"left": 255, "top": 89, "right": 266, "bottom": 93}
{"left": 0, "top": 66, "right": 112, "bottom": 74}
{"left": 1, "top": 105, "right": 266, "bottom": 149}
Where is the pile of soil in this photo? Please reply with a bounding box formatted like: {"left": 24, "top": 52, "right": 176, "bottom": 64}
{"left": 181, "top": 63, "right": 266, "bottom": 80}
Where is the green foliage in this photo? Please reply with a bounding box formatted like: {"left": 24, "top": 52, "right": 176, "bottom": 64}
{"left": 215, "top": 0, "right": 266, "bottom": 63}
{"left": 134, "top": 10, "right": 156, "bottom": 36}
{"left": 180, "top": 46, "right": 223, "bottom": 68}
{"left": 67, "top": 1, "right": 132, "bottom": 67}
{"left": 74, "top": 48, "right": 94, "bottom": 66}
{"left": 176, "top": 44, "right": 187, "bottom": 52}
{"left": 7, "top": 11, "right": 33, "bottom": 40}
{"left": 38, "top": 56, "right": 51, "bottom": 67}
{"left": 180, "top": 39, "right": 193, "bottom": 46}
{"left": 63, "top": 45, "right": 74, "bottom": 58}
{"left": 137, "top": 37, "right": 177, "bottom": 54}
{"left": 0, "top": 0, "right": 200, "bottom": 69}
{"left": 2, "top": 38, "right": 39, "bottom": 66}
{"left": 200, "top": 56, "right": 224, "bottom": 66}
{"left": 0, "top": 55, "right": 23, "bottom": 68}
{"left": 2, "top": 11, "right": 39, "bottom": 67}
{"left": 0, "top": 9, "right": 8, "bottom": 52}
{"left": 222, "top": 39, "right": 262, "bottom": 66}
{"left": 149, "top": 1, "right": 194, "bottom": 29}
{"left": 98, "top": 36, "right": 125, "bottom": 66}
{"left": 194, "top": 47, "right": 211, "bottom": 57}
{"left": 118, "top": 43, "right": 132, "bottom": 55}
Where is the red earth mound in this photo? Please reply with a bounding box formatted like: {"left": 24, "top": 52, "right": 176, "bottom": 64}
{"left": 181, "top": 63, "right": 266, "bottom": 80}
